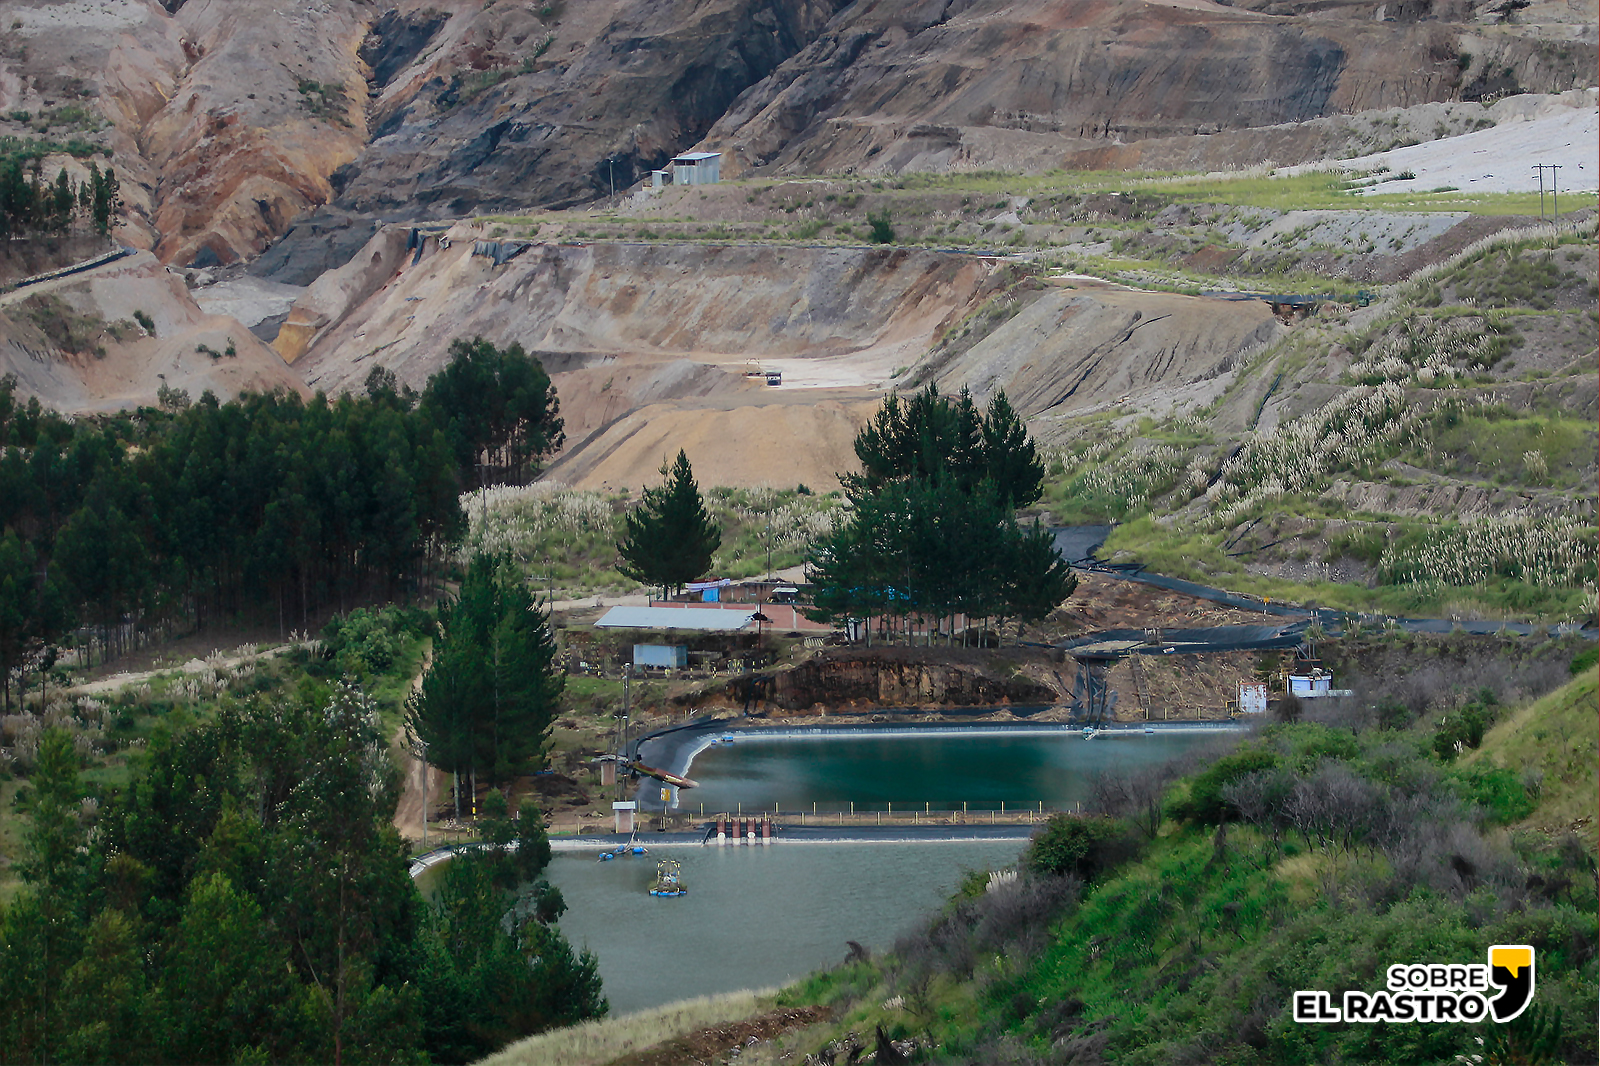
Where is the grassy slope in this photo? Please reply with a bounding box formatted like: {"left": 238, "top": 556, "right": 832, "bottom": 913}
{"left": 1053, "top": 221, "right": 1598, "bottom": 623}
{"left": 464, "top": 485, "right": 843, "bottom": 600}
{"left": 477, "top": 988, "right": 779, "bottom": 1066}
{"left": 1463, "top": 666, "right": 1598, "bottom": 832}
{"left": 734, "top": 673, "right": 1600, "bottom": 1065}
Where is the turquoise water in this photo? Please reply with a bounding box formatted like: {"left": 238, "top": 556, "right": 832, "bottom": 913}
{"left": 679, "top": 730, "right": 1227, "bottom": 814}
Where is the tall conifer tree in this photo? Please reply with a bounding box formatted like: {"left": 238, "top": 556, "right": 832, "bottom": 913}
{"left": 616, "top": 450, "right": 722, "bottom": 597}
{"left": 408, "top": 555, "right": 563, "bottom": 804}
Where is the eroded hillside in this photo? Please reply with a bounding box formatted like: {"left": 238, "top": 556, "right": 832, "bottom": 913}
{"left": 0, "top": 251, "right": 307, "bottom": 411}
{"left": 1, "top": 0, "right": 1592, "bottom": 271}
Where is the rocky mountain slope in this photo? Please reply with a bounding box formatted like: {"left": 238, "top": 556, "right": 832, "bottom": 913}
{"left": 0, "top": 0, "right": 1593, "bottom": 602}
{"left": 3, "top": 0, "right": 1592, "bottom": 272}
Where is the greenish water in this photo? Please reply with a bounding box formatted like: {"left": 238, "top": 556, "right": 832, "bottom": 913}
{"left": 416, "top": 730, "right": 1233, "bottom": 1014}
{"left": 549, "top": 841, "right": 1026, "bottom": 1014}
{"left": 415, "top": 842, "right": 1026, "bottom": 1015}
{"left": 680, "top": 730, "right": 1228, "bottom": 814}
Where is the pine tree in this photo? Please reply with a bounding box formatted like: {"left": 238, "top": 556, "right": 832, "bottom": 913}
{"left": 1002, "top": 518, "right": 1078, "bottom": 642}
{"left": 616, "top": 450, "right": 721, "bottom": 597}
{"left": 981, "top": 391, "right": 1044, "bottom": 507}
{"left": 846, "top": 384, "right": 1036, "bottom": 502}
{"left": 408, "top": 555, "right": 563, "bottom": 798}
{"left": 809, "top": 388, "right": 1069, "bottom": 641}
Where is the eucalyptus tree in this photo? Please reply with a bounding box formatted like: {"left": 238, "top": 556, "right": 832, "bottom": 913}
{"left": 420, "top": 336, "right": 565, "bottom": 487}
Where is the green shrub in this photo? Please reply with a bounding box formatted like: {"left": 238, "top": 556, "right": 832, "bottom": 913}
{"left": 866, "top": 209, "right": 895, "bottom": 244}
{"left": 320, "top": 605, "right": 425, "bottom": 680}
{"left": 1171, "top": 746, "right": 1280, "bottom": 823}
{"left": 1025, "top": 814, "right": 1136, "bottom": 882}
{"left": 1444, "top": 764, "right": 1536, "bottom": 824}
{"left": 1432, "top": 688, "right": 1499, "bottom": 760}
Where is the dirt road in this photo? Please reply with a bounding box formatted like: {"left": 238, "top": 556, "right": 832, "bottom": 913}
{"left": 391, "top": 647, "right": 444, "bottom": 843}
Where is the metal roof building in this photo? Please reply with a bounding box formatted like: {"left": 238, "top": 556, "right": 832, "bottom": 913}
{"left": 670, "top": 151, "right": 721, "bottom": 185}
{"left": 594, "top": 605, "right": 755, "bottom": 631}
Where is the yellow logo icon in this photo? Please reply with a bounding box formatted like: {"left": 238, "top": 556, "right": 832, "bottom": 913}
{"left": 1488, "top": 945, "right": 1535, "bottom": 1023}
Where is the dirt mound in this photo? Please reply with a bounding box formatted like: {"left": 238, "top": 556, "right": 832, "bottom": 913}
{"left": 0, "top": 252, "right": 308, "bottom": 412}
{"left": 543, "top": 396, "right": 877, "bottom": 492}
{"left": 928, "top": 278, "right": 1282, "bottom": 425}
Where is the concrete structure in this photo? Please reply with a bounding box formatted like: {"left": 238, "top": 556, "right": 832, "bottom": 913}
{"left": 1238, "top": 680, "right": 1268, "bottom": 714}
{"left": 633, "top": 644, "right": 689, "bottom": 669}
{"left": 651, "top": 169, "right": 669, "bottom": 188}
{"left": 671, "top": 151, "right": 721, "bottom": 185}
{"left": 613, "top": 801, "right": 636, "bottom": 833}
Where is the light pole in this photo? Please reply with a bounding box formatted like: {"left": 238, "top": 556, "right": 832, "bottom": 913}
{"left": 608, "top": 157, "right": 615, "bottom": 201}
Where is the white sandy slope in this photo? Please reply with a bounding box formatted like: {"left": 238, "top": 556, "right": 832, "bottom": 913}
{"left": 1326, "top": 90, "right": 1599, "bottom": 196}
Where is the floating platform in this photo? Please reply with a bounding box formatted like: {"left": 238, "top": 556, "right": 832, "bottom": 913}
{"left": 649, "top": 858, "right": 687, "bottom": 896}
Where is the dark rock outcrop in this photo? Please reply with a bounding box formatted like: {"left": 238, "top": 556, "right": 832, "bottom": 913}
{"left": 330, "top": 0, "right": 849, "bottom": 217}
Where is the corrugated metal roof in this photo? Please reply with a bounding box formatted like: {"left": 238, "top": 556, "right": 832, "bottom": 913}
{"left": 594, "top": 606, "right": 756, "bottom": 631}
{"left": 672, "top": 152, "right": 721, "bottom": 162}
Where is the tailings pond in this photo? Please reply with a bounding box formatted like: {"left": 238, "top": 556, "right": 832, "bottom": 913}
{"left": 548, "top": 840, "right": 1026, "bottom": 1013}
{"left": 675, "top": 726, "right": 1236, "bottom": 815}
{"left": 419, "top": 728, "right": 1237, "bottom": 1014}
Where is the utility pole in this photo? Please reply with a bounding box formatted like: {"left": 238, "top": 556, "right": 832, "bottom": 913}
{"left": 1532, "top": 164, "right": 1561, "bottom": 221}
{"left": 620, "top": 663, "right": 631, "bottom": 761}
{"left": 608, "top": 157, "right": 615, "bottom": 201}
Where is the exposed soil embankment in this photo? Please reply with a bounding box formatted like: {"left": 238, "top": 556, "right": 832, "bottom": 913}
{"left": 929, "top": 279, "right": 1281, "bottom": 422}
{"left": 698, "top": 0, "right": 1595, "bottom": 178}
{"left": 292, "top": 237, "right": 992, "bottom": 387}
{"left": 680, "top": 647, "right": 1062, "bottom": 714}
{"left": 289, "top": 236, "right": 997, "bottom": 488}
{"left": 0, "top": 251, "right": 309, "bottom": 412}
